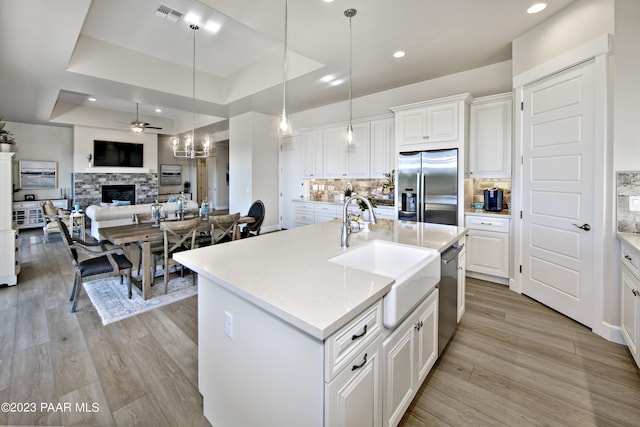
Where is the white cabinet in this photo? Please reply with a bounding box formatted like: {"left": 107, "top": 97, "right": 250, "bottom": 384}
{"left": 392, "top": 94, "right": 471, "bottom": 150}
{"left": 293, "top": 201, "right": 314, "bottom": 227}
{"left": 468, "top": 93, "right": 512, "bottom": 178}
{"left": 325, "top": 123, "right": 370, "bottom": 178}
{"left": 0, "top": 153, "right": 17, "bottom": 286}
{"left": 315, "top": 203, "right": 340, "bottom": 224}
{"left": 373, "top": 207, "right": 396, "bottom": 220}
{"left": 303, "top": 130, "right": 325, "bottom": 178}
{"left": 382, "top": 289, "right": 438, "bottom": 427}
{"left": 12, "top": 199, "right": 68, "bottom": 229}
{"left": 621, "top": 241, "right": 640, "bottom": 368}
{"left": 325, "top": 300, "right": 383, "bottom": 427}
{"left": 457, "top": 236, "right": 466, "bottom": 323}
{"left": 370, "top": 118, "right": 395, "bottom": 179}
{"left": 465, "top": 215, "right": 510, "bottom": 283}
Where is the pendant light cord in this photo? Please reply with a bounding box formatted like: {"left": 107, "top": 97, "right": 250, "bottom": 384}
{"left": 282, "top": 0, "right": 288, "bottom": 114}
{"left": 348, "top": 12, "right": 352, "bottom": 128}
{"left": 191, "top": 24, "right": 198, "bottom": 151}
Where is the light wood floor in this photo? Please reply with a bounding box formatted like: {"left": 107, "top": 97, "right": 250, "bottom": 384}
{"left": 1, "top": 229, "right": 639, "bottom": 426}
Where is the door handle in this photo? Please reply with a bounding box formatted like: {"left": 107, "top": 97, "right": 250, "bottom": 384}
{"left": 572, "top": 223, "right": 591, "bottom": 231}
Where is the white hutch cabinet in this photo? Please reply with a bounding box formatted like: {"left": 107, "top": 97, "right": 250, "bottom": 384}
{"left": 0, "top": 152, "right": 18, "bottom": 286}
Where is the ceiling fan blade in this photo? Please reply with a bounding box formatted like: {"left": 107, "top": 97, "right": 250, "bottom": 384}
{"left": 146, "top": 126, "right": 162, "bottom": 130}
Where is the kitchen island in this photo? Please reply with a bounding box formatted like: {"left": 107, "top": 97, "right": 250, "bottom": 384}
{"left": 175, "top": 219, "right": 466, "bottom": 427}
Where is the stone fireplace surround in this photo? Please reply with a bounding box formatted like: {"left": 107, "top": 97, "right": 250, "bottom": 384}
{"left": 73, "top": 172, "right": 157, "bottom": 209}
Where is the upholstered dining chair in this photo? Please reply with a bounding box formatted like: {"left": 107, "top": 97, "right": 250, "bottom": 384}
{"left": 153, "top": 217, "right": 201, "bottom": 293}
{"left": 41, "top": 200, "right": 69, "bottom": 242}
{"left": 240, "top": 200, "right": 265, "bottom": 238}
{"left": 210, "top": 213, "right": 241, "bottom": 244}
{"left": 57, "top": 219, "right": 133, "bottom": 313}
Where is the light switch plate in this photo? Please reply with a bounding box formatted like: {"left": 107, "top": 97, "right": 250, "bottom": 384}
{"left": 630, "top": 196, "right": 640, "bottom": 212}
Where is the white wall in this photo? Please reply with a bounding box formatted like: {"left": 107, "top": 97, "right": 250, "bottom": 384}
{"left": 512, "top": 0, "right": 614, "bottom": 76}
{"left": 73, "top": 126, "right": 158, "bottom": 173}
{"left": 613, "top": 0, "right": 640, "bottom": 170}
{"left": 6, "top": 121, "right": 73, "bottom": 200}
{"left": 229, "top": 112, "right": 279, "bottom": 230}
{"left": 291, "top": 60, "right": 513, "bottom": 131}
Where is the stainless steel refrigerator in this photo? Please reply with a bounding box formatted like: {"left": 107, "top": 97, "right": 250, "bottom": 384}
{"left": 398, "top": 149, "right": 458, "bottom": 225}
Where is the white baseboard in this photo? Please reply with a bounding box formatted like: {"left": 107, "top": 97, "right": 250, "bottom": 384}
{"left": 594, "top": 321, "right": 626, "bottom": 345}
{"left": 466, "top": 271, "right": 509, "bottom": 286}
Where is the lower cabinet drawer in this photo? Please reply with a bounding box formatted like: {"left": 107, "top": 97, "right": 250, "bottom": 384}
{"left": 325, "top": 300, "right": 383, "bottom": 382}
{"left": 294, "top": 212, "right": 313, "bottom": 225}
{"left": 465, "top": 215, "right": 509, "bottom": 233}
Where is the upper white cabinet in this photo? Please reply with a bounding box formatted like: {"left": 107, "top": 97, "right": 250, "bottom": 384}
{"left": 324, "top": 123, "right": 370, "bottom": 178}
{"left": 370, "top": 117, "right": 395, "bottom": 178}
{"left": 468, "top": 93, "right": 512, "bottom": 178}
{"left": 392, "top": 93, "right": 472, "bottom": 151}
{"left": 303, "top": 130, "right": 324, "bottom": 178}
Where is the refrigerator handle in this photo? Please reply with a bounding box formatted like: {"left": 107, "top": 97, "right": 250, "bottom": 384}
{"left": 416, "top": 172, "right": 422, "bottom": 222}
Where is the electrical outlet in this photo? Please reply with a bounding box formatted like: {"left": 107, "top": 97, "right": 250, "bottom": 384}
{"left": 630, "top": 196, "right": 640, "bottom": 212}
{"left": 224, "top": 311, "right": 233, "bottom": 338}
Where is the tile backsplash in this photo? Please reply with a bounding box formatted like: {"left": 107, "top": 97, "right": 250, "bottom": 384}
{"left": 308, "top": 178, "right": 389, "bottom": 203}
{"left": 617, "top": 171, "right": 640, "bottom": 233}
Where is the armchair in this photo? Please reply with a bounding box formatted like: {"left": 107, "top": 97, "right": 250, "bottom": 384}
{"left": 41, "top": 199, "right": 70, "bottom": 242}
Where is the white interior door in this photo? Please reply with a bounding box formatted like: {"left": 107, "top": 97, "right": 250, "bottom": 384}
{"left": 521, "top": 59, "right": 595, "bottom": 327}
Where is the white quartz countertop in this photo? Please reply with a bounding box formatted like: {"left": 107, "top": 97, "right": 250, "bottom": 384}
{"left": 464, "top": 208, "right": 512, "bottom": 218}
{"left": 618, "top": 232, "right": 640, "bottom": 252}
{"left": 174, "top": 219, "right": 466, "bottom": 340}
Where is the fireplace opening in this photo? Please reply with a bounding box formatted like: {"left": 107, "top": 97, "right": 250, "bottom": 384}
{"left": 102, "top": 185, "right": 136, "bottom": 205}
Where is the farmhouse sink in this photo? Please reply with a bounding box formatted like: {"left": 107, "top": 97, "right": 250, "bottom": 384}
{"left": 329, "top": 240, "right": 441, "bottom": 328}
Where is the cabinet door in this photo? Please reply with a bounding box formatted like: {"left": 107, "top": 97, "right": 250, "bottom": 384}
{"left": 469, "top": 96, "right": 512, "bottom": 178}
{"left": 324, "top": 126, "right": 348, "bottom": 178}
{"left": 370, "top": 118, "right": 395, "bottom": 178}
{"left": 396, "top": 108, "right": 427, "bottom": 146}
{"left": 425, "top": 102, "right": 458, "bottom": 143}
{"left": 466, "top": 229, "right": 509, "bottom": 278}
{"left": 621, "top": 263, "right": 639, "bottom": 364}
{"left": 415, "top": 290, "right": 438, "bottom": 384}
{"left": 347, "top": 123, "right": 370, "bottom": 178}
{"left": 303, "top": 130, "right": 324, "bottom": 178}
{"left": 326, "top": 335, "right": 383, "bottom": 427}
{"left": 382, "top": 321, "right": 415, "bottom": 427}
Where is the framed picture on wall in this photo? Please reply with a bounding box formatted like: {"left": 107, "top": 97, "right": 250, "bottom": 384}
{"left": 19, "top": 160, "right": 57, "bottom": 189}
{"left": 160, "top": 164, "right": 181, "bottom": 185}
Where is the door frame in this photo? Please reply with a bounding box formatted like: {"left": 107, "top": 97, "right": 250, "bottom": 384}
{"left": 512, "top": 34, "right": 618, "bottom": 341}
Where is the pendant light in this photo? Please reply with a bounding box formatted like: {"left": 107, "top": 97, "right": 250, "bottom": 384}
{"left": 173, "top": 24, "right": 211, "bottom": 159}
{"left": 345, "top": 8, "right": 357, "bottom": 145}
{"left": 278, "top": 0, "right": 292, "bottom": 136}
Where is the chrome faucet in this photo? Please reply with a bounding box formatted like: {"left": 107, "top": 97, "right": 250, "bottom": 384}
{"left": 341, "top": 195, "right": 377, "bottom": 247}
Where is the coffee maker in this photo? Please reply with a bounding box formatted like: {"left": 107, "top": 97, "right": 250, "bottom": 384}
{"left": 484, "top": 188, "right": 503, "bottom": 212}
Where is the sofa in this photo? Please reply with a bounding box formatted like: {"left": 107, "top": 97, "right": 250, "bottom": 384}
{"left": 85, "top": 200, "right": 199, "bottom": 240}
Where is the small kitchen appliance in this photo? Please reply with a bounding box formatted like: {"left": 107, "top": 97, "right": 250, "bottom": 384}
{"left": 483, "top": 188, "right": 503, "bottom": 212}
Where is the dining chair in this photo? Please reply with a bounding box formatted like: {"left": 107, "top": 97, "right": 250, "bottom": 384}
{"left": 210, "top": 213, "right": 241, "bottom": 244}
{"left": 41, "top": 200, "right": 69, "bottom": 242}
{"left": 240, "top": 200, "right": 265, "bottom": 238}
{"left": 153, "top": 217, "right": 201, "bottom": 293}
{"left": 57, "top": 219, "right": 133, "bottom": 313}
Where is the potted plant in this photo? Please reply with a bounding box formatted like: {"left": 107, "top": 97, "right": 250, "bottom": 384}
{"left": 383, "top": 170, "right": 395, "bottom": 197}
{"left": 183, "top": 181, "right": 191, "bottom": 193}
{"left": 357, "top": 196, "right": 377, "bottom": 222}
{"left": 0, "top": 118, "right": 15, "bottom": 152}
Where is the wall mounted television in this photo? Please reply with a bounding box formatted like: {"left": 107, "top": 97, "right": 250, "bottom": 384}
{"left": 93, "top": 140, "right": 144, "bottom": 167}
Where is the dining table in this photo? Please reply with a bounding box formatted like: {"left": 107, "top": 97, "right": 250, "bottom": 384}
{"left": 99, "top": 215, "right": 255, "bottom": 300}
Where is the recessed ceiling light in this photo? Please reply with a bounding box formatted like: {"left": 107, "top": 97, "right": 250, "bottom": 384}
{"left": 323, "top": 0, "right": 335, "bottom": 3}
{"left": 330, "top": 79, "right": 344, "bottom": 86}
{"left": 527, "top": 3, "right": 547, "bottom": 14}
{"left": 184, "top": 12, "right": 201, "bottom": 25}
{"left": 155, "top": 108, "right": 162, "bottom": 113}
{"left": 321, "top": 75, "right": 335, "bottom": 83}
{"left": 205, "top": 21, "right": 221, "bottom": 33}
{"left": 393, "top": 50, "right": 406, "bottom": 58}
{"left": 87, "top": 97, "right": 96, "bottom": 102}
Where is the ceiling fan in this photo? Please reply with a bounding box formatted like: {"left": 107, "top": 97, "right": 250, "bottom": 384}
{"left": 129, "top": 102, "right": 162, "bottom": 133}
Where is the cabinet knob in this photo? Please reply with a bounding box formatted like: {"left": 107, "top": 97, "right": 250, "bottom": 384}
{"left": 625, "top": 254, "right": 633, "bottom": 262}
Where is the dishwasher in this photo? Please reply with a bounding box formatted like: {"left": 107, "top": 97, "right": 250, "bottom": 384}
{"left": 438, "top": 243, "right": 463, "bottom": 356}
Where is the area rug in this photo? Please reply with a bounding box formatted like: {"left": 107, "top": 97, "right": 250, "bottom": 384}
{"left": 82, "top": 273, "right": 197, "bottom": 325}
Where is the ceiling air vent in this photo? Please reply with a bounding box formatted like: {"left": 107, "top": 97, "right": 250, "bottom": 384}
{"left": 155, "top": 4, "right": 183, "bottom": 22}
